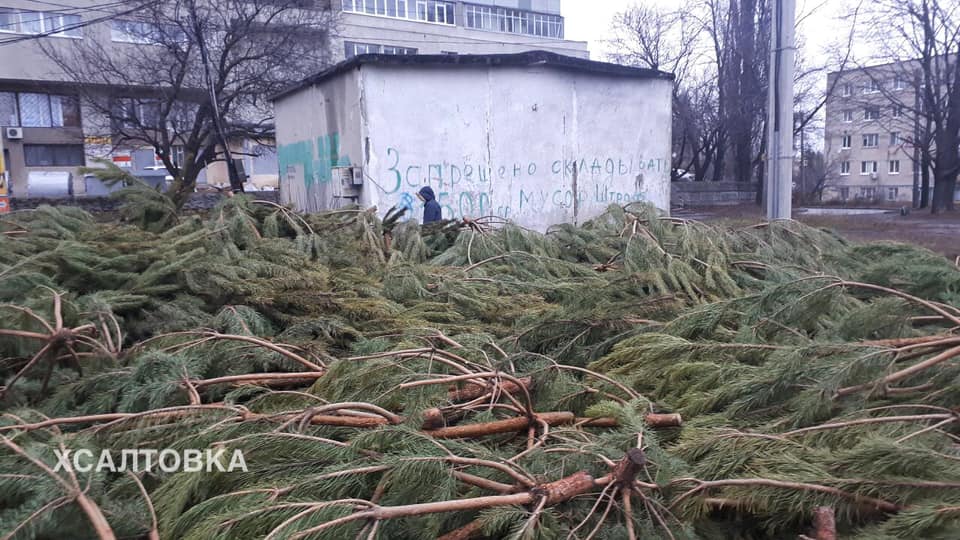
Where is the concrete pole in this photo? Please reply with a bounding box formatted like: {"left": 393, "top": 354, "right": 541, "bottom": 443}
{"left": 765, "top": 0, "right": 796, "bottom": 220}
{"left": 913, "top": 70, "right": 921, "bottom": 208}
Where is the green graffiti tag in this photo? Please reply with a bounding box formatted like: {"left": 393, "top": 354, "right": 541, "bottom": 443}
{"left": 278, "top": 133, "right": 351, "bottom": 189}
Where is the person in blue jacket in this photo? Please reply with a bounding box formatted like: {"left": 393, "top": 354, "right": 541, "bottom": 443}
{"left": 417, "top": 186, "right": 442, "bottom": 224}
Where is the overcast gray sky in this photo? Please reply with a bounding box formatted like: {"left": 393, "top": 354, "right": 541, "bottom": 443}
{"left": 563, "top": 0, "right": 850, "bottom": 65}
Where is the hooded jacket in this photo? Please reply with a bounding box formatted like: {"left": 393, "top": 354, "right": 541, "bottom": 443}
{"left": 418, "top": 186, "right": 442, "bottom": 224}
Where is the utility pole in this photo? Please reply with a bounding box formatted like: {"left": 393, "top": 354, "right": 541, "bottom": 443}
{"left": 0, "top": 136, "right": 9, "bottom": 214}
{"left": 797, "top": 111, "right": 805, "bottom": 201}
{"left": 188, "top": 0, "right": 243, "bottom": 194}
{"left": 765, "top": 0, "right": 796, "bottom": 220}
{"left": 912, "top": 70, "right": 921, "bottom": 208}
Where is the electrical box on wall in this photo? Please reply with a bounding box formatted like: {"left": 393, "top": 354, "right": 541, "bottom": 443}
{"left": 334, "top": 166, "right": 362, "bottom": 187}
{"left": 333, "top": 166, "right": 362, "bottom": 203}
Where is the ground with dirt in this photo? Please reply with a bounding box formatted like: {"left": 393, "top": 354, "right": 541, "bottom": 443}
{"left": 677, "top": 205, "right": 959, "bottom": 260}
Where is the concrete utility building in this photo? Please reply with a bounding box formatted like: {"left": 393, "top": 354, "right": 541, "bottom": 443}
{"left": 337, "top": 0, "right": 589, "bottom": 60}
{"left": 273, "top": 51, "right": 673, "bottom": 230}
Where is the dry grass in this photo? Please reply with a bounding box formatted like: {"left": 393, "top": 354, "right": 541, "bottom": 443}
{"left": 678, "top": 204, "right": 960, "bottom": 259}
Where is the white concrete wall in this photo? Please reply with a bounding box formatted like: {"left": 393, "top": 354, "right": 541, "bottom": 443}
{"left": 276, "top": 70, "right": 364, "bottom": 212}
{"left": 276, "top": 64, "right": 673, "bottom": 230}
{"left": 359, "top": 65, "right": 672, "bottom": 228}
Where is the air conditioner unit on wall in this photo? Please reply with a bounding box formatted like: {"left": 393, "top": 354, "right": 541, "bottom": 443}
{"left": 5, "top": 127, "right": 23, "bottom": 140}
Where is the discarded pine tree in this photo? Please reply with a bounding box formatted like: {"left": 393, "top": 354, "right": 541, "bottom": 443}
{"left": 1, "top": 197, "right": 958, "bottom": 539}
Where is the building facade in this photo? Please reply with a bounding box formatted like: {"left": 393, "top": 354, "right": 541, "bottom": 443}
{"left": 0, "top": 0, "right": 279, "bottom": 198}
{"left": 336, "top": 0, "right": 588, "bottom": 60}
{"left": 824, "top": 63, "right": 919, "bottom": 204}
{"left": 1, "top": 0, "right": 92, "bottom": 197}
{"left": 273, "top": 52, "right": 673, "bottom": 230}
{"left": 0, "top": 1, "right": 587, "bottom": 200}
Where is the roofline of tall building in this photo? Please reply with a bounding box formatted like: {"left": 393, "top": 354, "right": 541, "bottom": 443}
{"left": 827, "top": 58, "right": 927, "bottom": 77}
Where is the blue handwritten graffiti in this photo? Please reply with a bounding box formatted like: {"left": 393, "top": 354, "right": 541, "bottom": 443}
{"left": 398, "top": 192, "right": 415, "bottom": 220}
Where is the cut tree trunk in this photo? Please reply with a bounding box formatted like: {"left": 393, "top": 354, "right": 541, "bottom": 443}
{"left": 813, "top": 506, "right": 837, "bottom": 540}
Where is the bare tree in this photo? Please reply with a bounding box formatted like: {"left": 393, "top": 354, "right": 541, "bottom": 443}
{"left": 724, "top": 0, "right": 770, "bottom": 185}
{"left": 673, "top": 81, "right": 722, "bottom": 183}
{"left": 610, "top": 5, "right": 699, "bottom": 84}
{"left": 613, "top": 0, "right": 774, "bottom": 188}
{"left": 793, "top": 1, "right": 862, "bottom": 135}
{"left": 611, "top": 4, "right": 711, "bottom": 181}
{"left": 43, "top": 0, "right": 336, "bottom": 207}
{"left": 860, "top": 0, "right": 960, "bottom": 213}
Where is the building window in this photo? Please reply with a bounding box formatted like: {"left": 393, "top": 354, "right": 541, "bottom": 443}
{"left": 16, "top": 93, "right": 81, "bottom": 128}
{"left": 343, "top": 0, "right": 455, "bottom": 25}
{"left": 863, "top": 79, "right": 881, "bottom": 94}
{"left": 864, "top": 107, "right": 880, "bottom": 120}
{"left": 890, "top": 132, "right": 900, "bottom": 146}
{"left": 861, "top": 161, "right": 878, "bottom": 175}
{"left": 0, "top": 9, "right": 80, "bottom": 37}
{"left": 111, "top": 19, "right": 183, "bottom": 44}
{"left": 842, "top": 110, "right": 853, "bottom": 122}
{"left": 0, "top": 92, "right": 18, "bottom": 126}
{"left": 344, "top": 41, "right": 379, "bottom": 57}
{"left": 840, "top": 187, "right": 850, "bottom": 200}
{"left": 892, "top": 106, "right": 903, "bottom": 118}
{"left": 19, "top": 93, "right": 51, "bottom": 127}
{"left": 841, "top": 134, "right": 851, "bottom": 149}
{"left": 862, "top": 133, "right": 879, "bottom": 148}
{"left": 344, "top": 41, "right": 417, "bottom": 58}
{"left": 111, "top": 20, "right": 154, "bottom": 43}
{"left": 464, "top": 3, "right": 564, "bottom": 38}
{"left": 887, "top": 187, "right": 899, "bottom": 201}
{"left": 841, "top": 83, "right": 852, "bottom": 97}
{"left": 894, "top": 76, "right": 906, "bottom": 90}
{"left": 860, "top": 186, "right": 877, "bottom": 199}
{"left": 840, "top": 161, "right": 851, "bottom": 175}
{"left": 111, "top": 98, "right": 163, "bottom": 129}
{"left": 42, "top": 12, "right": 82, "bottom": 37}
{"left": 381, "top": 44, "right": 418, "bottom": 55}
{"left": 889, "top": 160, "right": 901, "bottom": 174}
{"left": 52, "top": 95, "right": 81, "bottom": 127}
{"left": 156, "top": 145, "right": 186, "bottom": 169}
{"left": 23, "top": 144, "right": 85, "bottom": 167}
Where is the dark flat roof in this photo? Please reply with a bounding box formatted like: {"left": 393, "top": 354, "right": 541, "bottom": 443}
{"left": 272, "top": 50, "right": 675, "bottom": 101}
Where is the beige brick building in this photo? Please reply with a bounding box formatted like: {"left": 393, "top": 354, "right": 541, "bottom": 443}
{"left": 824, "top": 62, "right": 919, "bottom": 204}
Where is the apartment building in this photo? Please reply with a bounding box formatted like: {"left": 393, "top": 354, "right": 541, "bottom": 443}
{"left": 0, "top": 1, "right": 587, "bottom": 199}
{"left": 823, "top": 63, "right": 919, "bottom": 204}
{"left": 0, "top": 0, "right": 280, "bottom": 198}
{"left": 1, "top": 0, "right": 88, "bottom": 197}
{"left": 337, "top": 0, "right": 588, "bottom": 60}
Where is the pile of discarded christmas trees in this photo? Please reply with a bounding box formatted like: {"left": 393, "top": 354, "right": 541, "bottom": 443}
{"left": 1, "top": 192, "right": 959, "bottom": 539}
